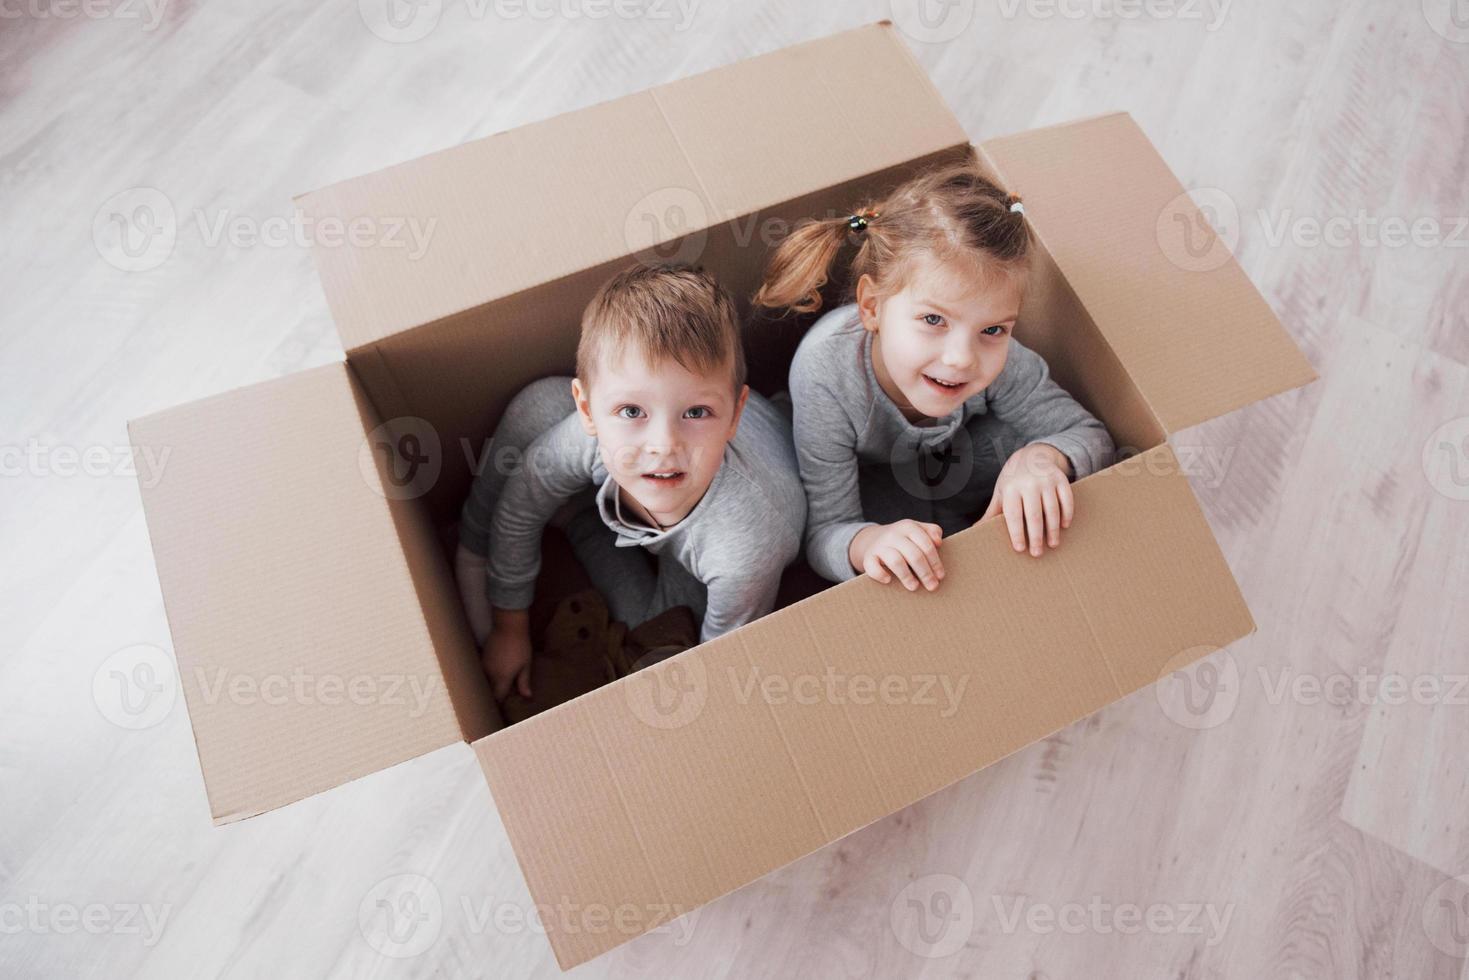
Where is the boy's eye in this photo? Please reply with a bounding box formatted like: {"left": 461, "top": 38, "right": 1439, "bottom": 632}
{"left": 685, "top": 406, "right": 712, "bottom": 420}
{"left": 982, "top": 324, "right": 1009, "bottom": 336}
{"left": 615, "top": 405, "right": 644, "bottom": 419}
{"left": 921, "top": 313, "right": 945, "bottom": 327}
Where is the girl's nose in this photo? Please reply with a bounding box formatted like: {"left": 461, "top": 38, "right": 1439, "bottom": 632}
{"left": 942, "top": 339, "right": 976, "bottom": 369}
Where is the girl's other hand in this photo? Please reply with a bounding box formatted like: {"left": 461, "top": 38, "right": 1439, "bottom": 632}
{"left": 980, "top": 443, "right": 1075, "bottom": 557}
{"left": 850, "top": 520, "right": 945, "bottom": 591}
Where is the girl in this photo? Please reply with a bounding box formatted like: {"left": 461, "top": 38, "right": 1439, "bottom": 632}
{"left": 756, "top": 162, "right": 1114, "bottom": 591}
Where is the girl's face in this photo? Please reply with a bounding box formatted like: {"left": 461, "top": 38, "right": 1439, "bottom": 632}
{"left": 856, "top": 255, "right": 1025, "bottom": 423}
{"left": 572, "top": 347, "right": 748, "bottom": 528}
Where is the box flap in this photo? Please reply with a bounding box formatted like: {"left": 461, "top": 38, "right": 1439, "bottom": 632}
{"left": 473, "top": 442, "right": 1253, "bottom": 968}
{"left": 296, "top": 21, "right": 968, "bottom": 352}
{"left": 128, "top": 363, "right": 482, "bottom": 824}
{"left": 979, "top": 112, "right": 1317, "bottom": 434}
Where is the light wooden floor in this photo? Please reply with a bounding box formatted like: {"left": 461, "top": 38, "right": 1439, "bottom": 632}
{"left": 3, "top": 1, "right": 1467, "bottom": 977}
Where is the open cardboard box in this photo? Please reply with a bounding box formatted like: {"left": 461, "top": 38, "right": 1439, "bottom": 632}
{"left": 127, "top": 21, "right": 1316, "bottom": 969}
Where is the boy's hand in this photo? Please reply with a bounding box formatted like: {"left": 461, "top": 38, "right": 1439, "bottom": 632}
{"left": 980, "top": 443, "right": 1075, "bottom": 557}
{"left": 482, "top": 610, "right": 533, "bottom": 701}
{"left": 849, "top": 520, "right": 945, "bottom": 592}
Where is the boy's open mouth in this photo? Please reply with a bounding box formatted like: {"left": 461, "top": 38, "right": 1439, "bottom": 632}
{"left": 642, "top": 470, "right": 687, "bottom": 486}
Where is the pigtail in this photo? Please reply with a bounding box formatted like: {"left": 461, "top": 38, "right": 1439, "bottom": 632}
{"left": 753, "top": 214, "right": 861, "bottom": 316}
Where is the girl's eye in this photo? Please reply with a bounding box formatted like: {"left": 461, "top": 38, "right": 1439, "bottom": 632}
{"left": 982, "top": 324, "right": 1008, "bottom": 336}
{"left": 685, "top": 406, "right": 712, "bottom": 420}
{"left": 921, "top": 313, "right": 945, "bottom": 327}
{"left": 616, "top": 406, "right": 644, "bottom": 420}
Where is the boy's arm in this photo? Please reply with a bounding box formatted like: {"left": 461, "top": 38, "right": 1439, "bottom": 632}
{"left": 986, "top": 339, "right": 1115, "bottom": 480}
{"left": 792, "top": 379, "right": 874, "bottom": 583}
{"left": 487, "top": 413, "right": 599, "bottom": 611}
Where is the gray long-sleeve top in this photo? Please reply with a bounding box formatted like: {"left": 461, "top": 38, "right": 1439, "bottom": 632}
{"left": 788, "top": 303, "right": 1115, "bottom": 583}
{"left": 487, "top": 387, "right": 807, "bottom": 644}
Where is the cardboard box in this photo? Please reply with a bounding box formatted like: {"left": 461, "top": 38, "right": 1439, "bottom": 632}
{"left": 128, "top": 21, "right": 1316, "bottom": 969}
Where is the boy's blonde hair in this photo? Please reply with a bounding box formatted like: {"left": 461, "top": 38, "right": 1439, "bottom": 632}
{"left": 577, "top": 264, "right": 746, "bottom": 395}
{"left": 752, "top": 161, "right": 1032, "bottom": 315}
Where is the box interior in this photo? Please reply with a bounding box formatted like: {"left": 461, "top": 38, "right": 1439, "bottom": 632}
{"left": 342, "top": 142, "right": 1166, "bottom": 742}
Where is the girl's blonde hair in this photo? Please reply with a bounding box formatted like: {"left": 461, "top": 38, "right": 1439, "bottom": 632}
{"left": 753, "top": 162, "right": 1031, "bottom": 316}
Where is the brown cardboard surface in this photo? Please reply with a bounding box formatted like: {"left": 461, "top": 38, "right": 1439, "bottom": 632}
{"left": 128, "top": 363, "right": 469, "bottom": 823}
{"left": 980, "top": 112, "right": 1319, "bottom": 434}
{"left": 296, "top": 21, "right": 968, "bottom": 353}
{"left": 474, "top": 443, "right": 1254, "bottom": 969}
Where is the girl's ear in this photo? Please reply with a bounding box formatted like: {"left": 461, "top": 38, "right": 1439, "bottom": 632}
{"left": 855, "top": 273, "right": 882, "bottom": 332}
{"left": 571, "top": 377, "right": 597, "bottom": 437}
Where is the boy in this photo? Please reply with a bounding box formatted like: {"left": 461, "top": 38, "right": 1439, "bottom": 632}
{"left": 455, "top": 265, "right": 806, "bottom": 701}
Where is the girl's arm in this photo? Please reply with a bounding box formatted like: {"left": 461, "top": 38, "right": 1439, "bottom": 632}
{"left": 986, "top": 339, "right": 1114, "bottom": 478}
{"left": 791, "top": 377, "right": 875, "bottom": 583}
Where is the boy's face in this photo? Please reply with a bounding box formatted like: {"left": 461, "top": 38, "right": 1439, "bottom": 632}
{"left": 572, "top": 347, "right": 748, "bottom": 528}
{"left": 857, "top": 255, "right": 1025, "bottom": 422}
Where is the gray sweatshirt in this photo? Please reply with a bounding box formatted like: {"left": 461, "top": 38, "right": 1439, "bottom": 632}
{"left": 487, "top": 386, "right": 807, "bottom": 644}
{"left": 788, "top": 303, "right": 1115, "bottom": 583}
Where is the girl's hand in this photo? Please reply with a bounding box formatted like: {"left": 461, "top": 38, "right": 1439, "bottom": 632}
{"left": 849, "top": 520, "right": 946, "bottom": 591}
{"left": 980, "top": 443, "right": 1075, "bottom": 558}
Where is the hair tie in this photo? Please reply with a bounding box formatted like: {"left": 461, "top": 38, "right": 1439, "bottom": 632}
{"left": 847, "top": 210, "right": 879, "bottom": 232}
{"left": 1009, "top": 201, "right": 1025, "bottom": 215}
